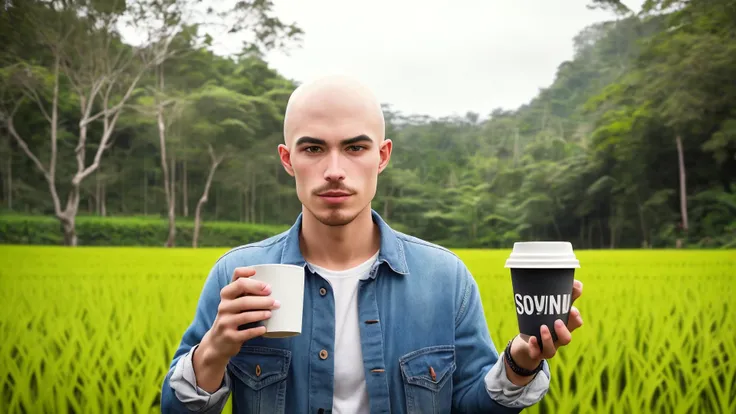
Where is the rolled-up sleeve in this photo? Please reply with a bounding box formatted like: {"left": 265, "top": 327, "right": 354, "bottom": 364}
{"left": 168, "top": 344, "right": 232, "bottom": 412}
{"left": 484, "top": 356, "right": 550, "bottom": 408}
{"left": 451, "top": 260, "right": 550, "bottom": 412}
{"left": 161, "top": 259, "right": 232, "bottom": 413}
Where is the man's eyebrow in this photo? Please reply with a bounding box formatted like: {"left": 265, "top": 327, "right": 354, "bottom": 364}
{"left": 294, "top": 135, "right": 373, "bottom": 146}
{"left": 342, "top": 135, "right": 373, "bottom": 145}
{"left": 294, "top": 136, "right": 326, "bottom": 146}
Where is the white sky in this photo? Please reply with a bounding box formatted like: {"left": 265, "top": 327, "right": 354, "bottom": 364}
{"left": 122, "top": 0, "right": 644, "bottom": 119}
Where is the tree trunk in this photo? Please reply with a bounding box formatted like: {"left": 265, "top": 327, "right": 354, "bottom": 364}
{"left": 260, "top": 191, "right": 264, "bottom": 224}
{"left": 95, "top": 172, "right": 101, "bottom": 215}
{"left": 120, "top": 171, "right": 125, "bottom": 214}
{"left": 636, "top": 197, "right": 648, "bottom": 248}
{"left": 182, "top": 159, "right": 188, "bottom": 217}
{"left": 250, "top": 171, "right": 256, "bottom": 222}
{"left": 588, "top": 221, "right": 594, "bottom": 249}
{"left": 171, "top": 156, "right": 176, "bottom": 212}
{"left": 157, "top": 64, "right": 176, "bottom": 247}
{"left": 101, "top": 183, "right": 106, "bottom": 217}
{"left": 609, "top": 221, "right": 615, "bottom": 249}
{"left": 580, "top": 217, "right": 585, "bottom": 249}
{"left": 215, "top": 187, "right": 220, "bottom": 220}
{"left": 143, "top": 160, "right": 148, "bottom": 216}
{"left": 5, "top": 142, "right": 11, "bottom": 210}
{"left": 609, "top": 204, "right": 615, "bottom": 249}
{"left": 171, "top": 154, "right": 176, "bottom": 220}
{"left": 383, "top": 194, "right": 390, "bottom": 220}
{"left": 675, "top": 134, "right": 688, "bottom": 244}
{"left": 61, "top": 215, "right": 77, "bottom": 246}
{"left": 244, "top": 186, "right": 249, "bottom": 222}
{"left": 193, "top": 147, "right": 224, "bottom": 248}
{"left": 59, "top": 185, "right": 82, "bottom": 246}
{"left": 551, "top": 215, "right": 562, "bottom": 240}
{"left": 240, "top": 188, "right": 244, "bottom": 222}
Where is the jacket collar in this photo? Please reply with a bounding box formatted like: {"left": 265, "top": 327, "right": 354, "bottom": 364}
{"left": 279, "top": 209, "right": 409, "bottom": 275}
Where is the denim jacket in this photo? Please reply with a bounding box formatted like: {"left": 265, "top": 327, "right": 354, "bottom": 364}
{"left": 160, "top": 210, "right": 550, "bottom": 413}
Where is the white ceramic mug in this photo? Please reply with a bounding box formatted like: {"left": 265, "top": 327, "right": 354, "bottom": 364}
{"left": 249, "top": 264, "right": 305, "bottom": 338}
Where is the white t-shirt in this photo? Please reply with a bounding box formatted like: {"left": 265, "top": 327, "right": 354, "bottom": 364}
{"left": 307, "top": 251, "right": 379, "bottom": 414}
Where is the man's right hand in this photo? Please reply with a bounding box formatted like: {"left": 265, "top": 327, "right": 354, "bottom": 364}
{"left": 192, "top": 266, "right": 280, "bottom": 393}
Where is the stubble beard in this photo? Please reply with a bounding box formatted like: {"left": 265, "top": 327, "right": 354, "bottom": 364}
{"left": 314, "top": 207, "right": 359, "bottom": 227}
{"left": 306, "top": 201, "right": 369, "bottom": 227}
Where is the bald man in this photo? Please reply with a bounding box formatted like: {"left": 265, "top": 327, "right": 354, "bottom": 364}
{"left": 161, "top": 75, "right": 584, "bottom": 413}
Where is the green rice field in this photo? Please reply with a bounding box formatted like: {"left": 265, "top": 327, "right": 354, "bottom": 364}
{"left": 1, "top": 245, "right": 734, "bottom": 413}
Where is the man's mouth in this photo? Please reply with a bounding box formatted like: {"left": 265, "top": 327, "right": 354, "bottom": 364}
{"left": 318, "top": 190, "right": 353, "bottom": 204}
{"left": 319, "top": 191, "right": 351, "bottom": 197}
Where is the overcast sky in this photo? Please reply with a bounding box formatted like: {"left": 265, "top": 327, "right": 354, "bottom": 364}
{"left": 126, "top": 0, "right": 644, "bottom": 119}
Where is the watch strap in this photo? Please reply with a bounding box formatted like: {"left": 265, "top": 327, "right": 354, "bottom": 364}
{"left": 504, "top": 339, "right": 543, "bottom": 377}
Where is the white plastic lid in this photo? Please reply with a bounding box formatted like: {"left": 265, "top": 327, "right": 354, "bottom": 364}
{"left": 504, "top": 241, "right": 580, "bottom": 269}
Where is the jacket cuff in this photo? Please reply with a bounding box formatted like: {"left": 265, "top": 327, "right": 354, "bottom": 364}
{"left": 169, "top": 344, "right": 231, "bottom": 412}
{"left": 484, "top": 353, "right": 550, "bottom": 408}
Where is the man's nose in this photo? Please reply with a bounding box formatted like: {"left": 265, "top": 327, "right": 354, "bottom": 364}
{"left": 323, "top": 151, "right": 346, "bottom": 181}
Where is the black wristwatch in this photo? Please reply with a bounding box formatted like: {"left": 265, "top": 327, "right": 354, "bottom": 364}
{"left": 504, "top": 339, "right": 544, "bottom": 377}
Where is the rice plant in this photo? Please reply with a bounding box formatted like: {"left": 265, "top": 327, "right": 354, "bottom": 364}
{"left": 1, "top": 246, "right": 733, "bottom": 413}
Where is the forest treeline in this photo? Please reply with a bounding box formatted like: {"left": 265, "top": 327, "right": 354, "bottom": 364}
{"left": 1, "top": 0, "right": 734, "bottom": 248}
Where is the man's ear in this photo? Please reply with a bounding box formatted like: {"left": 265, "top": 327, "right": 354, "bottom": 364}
{"left": 378, "top": 139, "right": 392, "bottom": 174}
{"left": 278, "top": 144, "right": 295, "bottom": 177}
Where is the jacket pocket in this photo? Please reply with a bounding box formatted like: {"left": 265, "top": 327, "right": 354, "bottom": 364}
{"left": 399, "top": 345, "right": 456, "bottom": 414}
{"left": 228, "top": 346, "right": 291, "bottom": 414}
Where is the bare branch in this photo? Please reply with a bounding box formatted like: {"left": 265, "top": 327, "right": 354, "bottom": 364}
{"left": 109, "top": 38, "right": 130, "bottom": 75}
{"left": 207, "top": 143, "right": 215, "bottom": 161}
{"left": 19, "top": 88, "right": 52, "bottom": 124}
{"left": 77, "top": 77, "right": 106, "bottom": 131}
{"left": 80, "top": 80, "right": 115, "bottom": 128}
{"left": 49, "top": 55, "right": 60, "bottom": 184}
{"left": 72, "top": 70, "right": 144, "bottom": 186}
{"left": 5, "top": 102, "right": 49, "bottom": 179}
{"left": 207, "top": 144, "right": 226, "bottom": 165}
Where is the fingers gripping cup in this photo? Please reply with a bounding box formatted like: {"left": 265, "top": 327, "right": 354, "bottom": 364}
{"left": 505, "top": 242, "right": 580, "bottom": 351}
{"left": 241, "top": 264, "right": 305, "bottom": 338}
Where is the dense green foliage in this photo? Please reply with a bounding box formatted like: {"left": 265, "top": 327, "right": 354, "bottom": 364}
{"left": 1, "top": 0, "right": 734, "bottom": 248}
{"left": 1, "top": 246, "right": 734, "bottom": 412}
{"left": 0, "top": 214, "right": 288, "bottom": 247}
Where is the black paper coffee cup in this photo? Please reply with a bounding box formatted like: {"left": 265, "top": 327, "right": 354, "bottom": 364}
{"left": 505, "top": 242, "right": 580, "bottom": 352}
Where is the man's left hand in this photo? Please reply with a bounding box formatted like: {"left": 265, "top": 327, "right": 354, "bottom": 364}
{"left": 509, "top": 279, "right": 584, "bottom": 375}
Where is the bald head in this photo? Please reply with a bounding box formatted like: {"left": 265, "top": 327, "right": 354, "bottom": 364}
{"left": 283, "top": 75, "right": 385, "bottom": 147}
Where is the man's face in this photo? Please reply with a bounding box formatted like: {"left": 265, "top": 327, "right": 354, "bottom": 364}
{"left": 278, "top": 96, "right": 392, "bottom": 227}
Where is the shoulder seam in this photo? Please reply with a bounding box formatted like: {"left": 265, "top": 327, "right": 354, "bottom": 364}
{"left": 213, "top": 232, "right": 288, "bottom": 265}
{"left": 396, "top": 233, "right": 460, "bottom": 259}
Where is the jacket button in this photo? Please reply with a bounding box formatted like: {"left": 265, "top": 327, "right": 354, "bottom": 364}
{"left": 255, "top": 364, "right": 261, "bottom": 377}
{"left": 319, "top": 349, "right": 328, "bottom": 360}
{"left": 319, "top": 287, "right": 327, "bottom": 296}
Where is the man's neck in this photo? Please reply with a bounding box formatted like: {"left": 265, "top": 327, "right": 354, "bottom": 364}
{"left": 299, "top": 206, "right": 380, "bottom": 271}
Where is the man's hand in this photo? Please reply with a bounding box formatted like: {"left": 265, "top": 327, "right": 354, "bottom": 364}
{"left": 192, "top": 267, "right": 281, "bottom": 393}
{"left": 505, "top": 279, "right": 584, "bottom": 385}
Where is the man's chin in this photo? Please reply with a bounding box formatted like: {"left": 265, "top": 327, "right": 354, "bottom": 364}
{"left": 319, "top": 211, "right": 357, "bottom": 227}
{"left": 308, "top": 205, "right": 361, "bottom": 227}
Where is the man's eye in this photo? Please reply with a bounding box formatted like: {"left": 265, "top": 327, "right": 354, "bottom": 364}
{"left": 347, "top": 145, "right": 365, "bottom": 151}
{"left": 305, "top": 146, "right": 322, "bottom": 153}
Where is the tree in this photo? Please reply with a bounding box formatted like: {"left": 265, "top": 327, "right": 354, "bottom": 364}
{"left": 182, "top": 84, "right": 284, "bottom": 247}
{"left": 127, "top": 0, "right": 302, "bottom": 246}
{"left": 0, "top": 1, "right": 165, "bottom": 245}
